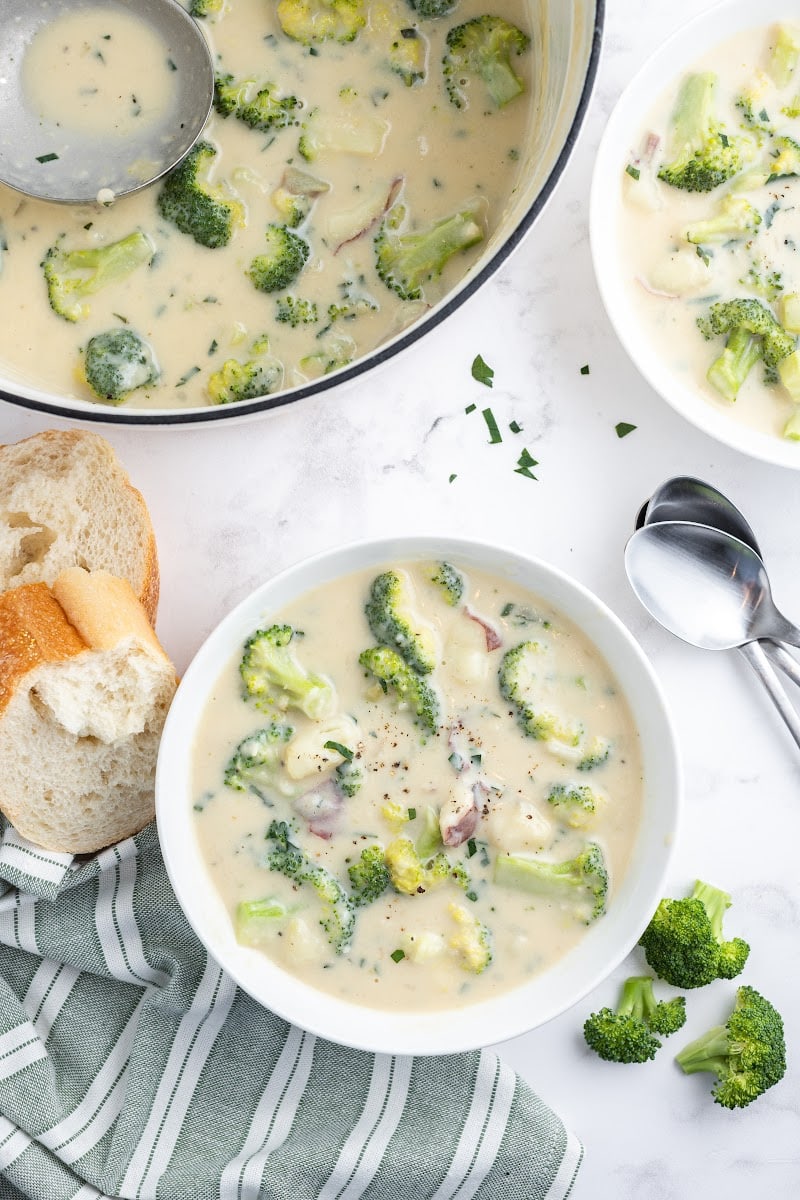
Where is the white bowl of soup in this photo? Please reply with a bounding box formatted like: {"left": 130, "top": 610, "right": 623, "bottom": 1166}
{"left": 591, "top": 2, "right": 800, "bottom": 469}
{"left": 0, "top": 0, "right": 601, "bottom": 427}
{"left": 156, "top": 536, "right": 680, "bottom": 1055}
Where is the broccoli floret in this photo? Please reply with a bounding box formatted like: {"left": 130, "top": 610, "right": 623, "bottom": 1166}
{"left": 406, "top": 0, "right": 457, "bottom": 16}
{"left": 676, "top": 985, "right": 786, "bottom": 1109}
{"left": 448, "top": 901, "right": 492, "bottom": 974}
{"left": 389, "top": 27, "right": 428, "bottom": 87}
{"left": 359, "top": 645, "right": 440, "bottom": 736}
{"left": 214, "top": 73, "right": 302, "bottom": 132}
{"left": 384, "top": 837, "right": 469, "bottom": 895}
{"left": 157, "top": 140, "right": 244, "bottom": 249}
{"left": 499, "top": 642, "right": 583, "bottom": 746}
{"left": 271, "top": 167, "right": 330, "bottom": 229}
{"left": 429, "top": 562, "right": 464, "bottom": 606}
{"left": 235, "top": 896, "right": 290, "bottom": 947}
{"left": 335, "top": 755, "right": 362, "bottom": 797}
{"left": 583, "top": 975, "right": 687, "bottom": 1063}
{"left": 365, "top": 569, "right": 437, "bottom": 674}
{"left": 443, "top": 16, "right": 530, "bottom": 110}
{"left": 275, "top": 296, "right": 319, "bottom": 327}
{"left": 348, "top": 844, "right": 390, "bottom": 905}
{"left": 494, "top": 843, "right": 609, "bottom": 923}
{"left": 190, "top": 0, "right": 225, "bottom": 16}
{"left": 208, "top": 335, "right": 284, "bottom": 404}
{"left": 767, "top": 135, "right": 800, "bottom": 181}
{"left": 639, "top": 879, "right": 750, "bottom": 989}
{"left": 240, "top": 624, "right": 335, "bottom": 719}
{"left": 298, "top": 107, "right": 388, "bottom": 161}
{"left": 265, "top": 820, "right": 354, "bottom": 953}
{"left": 277, "top": 0, "right": 366, "bottom": 44}
{"left": 247, "top": 225, "right": 310, "bottom": 294}
{"left": 223, "top": 723, "right": 294, "bottom": 801}
{"left": 576, "top": 736, "right": 611, "bottom": 772}
{"left": 327, "top": 278, "right": 379, "bottom": 323}
{"left": 82, "top": 328, "right": 159, "bottom": 405}
{"left": 658, "top": 73, "right": 750, "bottom": 192}
{"left": 546, "top": 783, "right": 603, "bottom": 828}
{"left": 739, "top": 264, "right": 783, "bottom": 303}
{"left": 42, "top": 230, "right": 154, "bottom": 323}
{"left": 705, "top": 326, "right": 763, "bottom": 403}
{"left": 684, "top": 194, "right": 761, "bottom": 245}
{"left": 374, "top": 206, "right": 483, "bottom": 301}
{"left": 299, "top": 333, "right": 355, "bottom": 378}
{"left": 698, "top": 298, "right": 797, "bottom": 397}
{"left": 768, "top": 23, "right": 800, "bottom": 88}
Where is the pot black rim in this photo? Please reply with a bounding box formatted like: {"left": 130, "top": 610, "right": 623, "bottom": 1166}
{"left": 0, "top": 2, "right": 605, "bottom": 429}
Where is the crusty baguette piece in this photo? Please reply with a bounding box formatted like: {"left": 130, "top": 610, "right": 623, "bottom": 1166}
{"left": 0, "top": 570, "right": 177, "bottom": 854}
{"left": 0, "top": 429, "right": 159, "bottom": 623}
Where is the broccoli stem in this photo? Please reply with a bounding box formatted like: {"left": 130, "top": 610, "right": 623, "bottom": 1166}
{"left": 675, "top": 1025, "right": 733, "bottom": 1076}
{"left": 707, "top": 327, "right": 762, "bottom": 402}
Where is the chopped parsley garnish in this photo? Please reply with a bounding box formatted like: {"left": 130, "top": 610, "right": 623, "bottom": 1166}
{"left": 465, "top": 403, "right": 476, "bottom": 414}
{"left": 407, "top": 807, "right": 416, "bottom": 821}
{"left": 509, "top": 420, "right": 523, "bottom": 434}
{"left": 390, "top": 948, "right": 405, "bottom": 963}
{"left": 324, "top": 740, "right": 353, "bottom": 761}
{"left": 615, "top": 422, "right": 637, "bottom": 439}
{"left": 481, "top": 408, "right": 502, "bottom": 444}
{"left": 625, "top": 164, "right": 641, "bottom": 180}
{"left": 448, "top": 473, "right": 457, "bottom": 483}
{"left": 467, "top": 838, "right": 477, "bottom": 858}
{"left": 696, "top": 245, "right": 711, "bottom": 267}
{"left": 514, "top": 448, "right": 538, "bottom": 479}
{"left": 471, "top": 354, "right": 494, "bottom": 387}
{"left": 35, "top": 152, "right": 59, "bottom": 164}
{"left": 580, "top": 363, "right": 590, "bottom": 375}
{"left": 175, "top": 366, "right": 201, "bottom": 387}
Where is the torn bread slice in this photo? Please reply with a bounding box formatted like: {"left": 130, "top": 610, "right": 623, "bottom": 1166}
{"left": 0, "top": 569, "right": 177, "bottom": 854}
{"left": 0, "top": 429, "right": 159, "bottom": 623}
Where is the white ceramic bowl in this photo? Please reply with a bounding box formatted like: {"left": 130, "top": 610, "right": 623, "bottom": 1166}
{"left": 1, "top": 1, "right": 602, "bottom": 428}
{"left": 156, "top": 536, "right": 680, "bottom": 1055}
{"left": 590, "top": 0, "right": 800, "bottom": 470}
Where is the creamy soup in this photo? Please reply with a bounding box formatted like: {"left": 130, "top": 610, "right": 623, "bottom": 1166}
{"left": 621, "top": 23, "right": 800, "bottom": 442}
{"left": 0, "top": 0, "right": 534, "bottom": 410}
{"left": 192, "top": 560, "right": 644, "bottom": 1012}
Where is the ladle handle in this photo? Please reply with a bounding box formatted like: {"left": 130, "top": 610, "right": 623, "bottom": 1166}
{"left": 762, "top": 640, "right": 800, "bottom": 690}
{"left": 738, "top": 640, "right": 800, "bottom": 751}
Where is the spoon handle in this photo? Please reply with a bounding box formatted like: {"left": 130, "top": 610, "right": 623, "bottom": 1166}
{"left": 761, "top": 640, "right": 800, "bottom": 689}
{"left": 738, "top": 641, "right": 800, "bottom": 751}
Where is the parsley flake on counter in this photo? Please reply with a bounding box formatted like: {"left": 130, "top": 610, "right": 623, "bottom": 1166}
{"left": 615, "top": 422, "right": 637, "bottom": 439}
{"left": 448, "top": 473, "right": 457, "bottom": 483}
{"left": 514, "top": 448, "right": 538, "bottom": 479}
{"left": 580, "top": 364, "right": 590, "bottom": 375}
{"left": 465, "top": 403, "right": 476, "bottom": 414}
{"left": 36, "top": 153, "right": 59, "bottom": 164}
{"left": 481, "top": 408, "right": 502, "bottom": 444}
{"left": 471, "top": 354, "right": 495, "bottom": 387}
{"left": 509, "top": 420, "right": 523, "bottom": 434}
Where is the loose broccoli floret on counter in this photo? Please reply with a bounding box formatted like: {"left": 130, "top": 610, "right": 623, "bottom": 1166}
{"left": 298, "top": 107, "right": 388, "bottom": 161}
{"left": 389, "top": 27, "right": 428, "bottom": 86}
{"left": 583, "top": 975, "right": 687, "bottom": 1064}
{"left": 247, "top": 225, "right": 310, "bottom": 294}
{"left": 676, "top": 985, "right": 786, "bottom": 1109}
{"left": 448, "top": 901, "right": 492, "bottom": 974}
{"left": 235, "top": 897, "right": 290, "bottom": 946}
{"left": 42, "top": 230, "right": 154, "bottom": 323}
{"left": 365, "top": 569, "right": 437, "bottom": 674}
{"left": 190, "top": 0, "right": 225, "bottom": 16}
{"left": 494, "top": 843, "right": 609, "bottom": 923}
{"left": 223, "top": 723, "right": 294, "bottom": 801}
{"left": 348, "top": 844, "right": 390, "bottom": 905}
{"left": 277, "top": 0, "right": 366, "bottom": 44}
{"left": 384, "top": 837, "right": 469, "bottom": 895}
{"left": 240, "top": 624, "right": 335, "bottom": 719}
{"left": 265, "top": 820, "right": 354, "bottom": 953}
{"left": 271, "top": 167, "right": 330, "bottom": 228}
{"left": 499, "top": 642, "right": 583, "bottom": 747}
{"left": 157, "top": 140, "right": 244, "bottom": 249}
{"left": 81, "top": 328, "right": 159, "bottom": 405}
{"left": 684, "top": 194, "right": 761, "bottom": 245}
{"left": 374, "top": 205, "right": 484, "bottom": 301}
{"left": 429, "top": 562, "right": 464, "bottom": 606}
{"left": 208, "top": 335, "right": 284, "bottom": 404}
{"left": 275, "top": 296, "right": 319, "bottom": 326}
{"left": 359, "top": 645, "right": 440, "bottom": 736}
{"left": 443, "top": 16, "right": 530, "bottom": 110}
{"left": 407, "top": 0, "right": 458, "bottom": 16}
{"left": 214, "top": 73, "right": 302, "bottom": 132}
{"left": 768, "top": 23, "right": 800, "bottom": 88}
{"left": 546, "top": 783, "right": 603, "bottom": 828}
{"left": 639, "top": 879, "right": 750, "bottom": 989}
{"left": 657, "top": 72, "right": 751, "bottom": 192}
{"left": 698, "top": 297, "right": 800, "bottom": 399}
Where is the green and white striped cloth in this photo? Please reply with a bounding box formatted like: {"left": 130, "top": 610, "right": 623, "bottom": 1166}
{"left": 0, "top": 819, "right": 582, "bottom": 1200}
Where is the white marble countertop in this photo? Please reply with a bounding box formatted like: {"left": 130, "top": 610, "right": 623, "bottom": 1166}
{"left": 3, "top": 0, "right": 800, "bottom": 1193}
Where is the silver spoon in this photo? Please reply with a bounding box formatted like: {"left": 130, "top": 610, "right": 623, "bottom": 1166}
{"left": 0, "top": 0, "right": 214, "bottom": 204}
{"left": 635, "top": 477, "right": 800, "bottom": 688}
{"left": 625, "top": 520, "right": 800, "bottom": 749}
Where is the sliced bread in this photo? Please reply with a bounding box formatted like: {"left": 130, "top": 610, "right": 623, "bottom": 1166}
{"left": 0, "top": 429, "right": 159, "bottom": 623}
{"left": 0, "top": 569, "right": 177, "bottom": 854}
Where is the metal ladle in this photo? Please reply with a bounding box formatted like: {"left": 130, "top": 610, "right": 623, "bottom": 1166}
{"left": 625, "top": 520, "right": 800, "bottom": 749}
{"left": 635, "top": 476, "right": 800, "bottom": 688}
{"left": 0, "top": 0, "right": 214, "bottom": 204}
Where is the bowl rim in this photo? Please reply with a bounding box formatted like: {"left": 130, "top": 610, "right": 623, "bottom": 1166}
{"left": 589, "top": 0, "right": 800, "bottom": 471}
{"left": 0, "top": 1, "right": 605, "bottom": 428}
{"left": 155, "top": 532, "right": 681, "bottom": 1056}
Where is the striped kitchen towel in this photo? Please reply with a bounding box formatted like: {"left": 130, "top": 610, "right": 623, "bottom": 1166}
{"left": 0, "top": 819, "right": 583, "bottom": 1200}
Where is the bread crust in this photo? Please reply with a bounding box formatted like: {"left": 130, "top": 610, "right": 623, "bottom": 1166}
{"left": 0, "top": 429, "right": 160, "bottom": 623}
{"left": 0, "top": 583, "right": 86, "bottom": 717}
